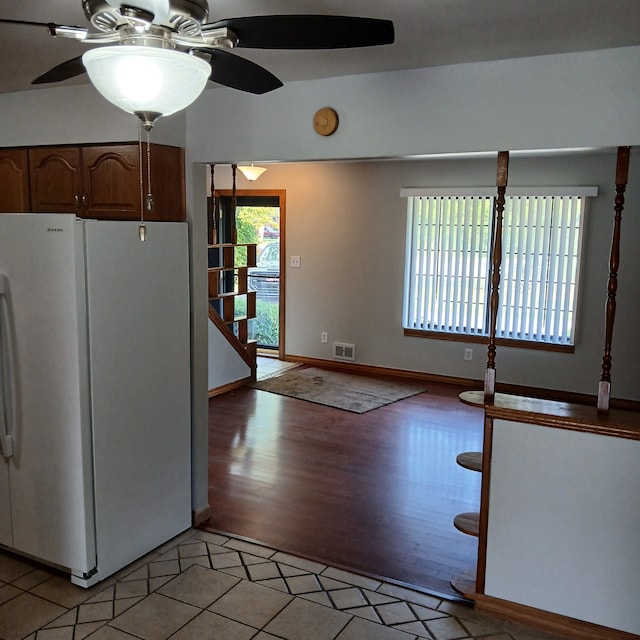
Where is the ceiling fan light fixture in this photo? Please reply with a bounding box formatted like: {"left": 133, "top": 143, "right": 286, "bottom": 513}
{"left": 82, "top": 45, "right": 210, "bottom": 125}
{"left": 237, "top": 164, "right": 267, "bottom": 181}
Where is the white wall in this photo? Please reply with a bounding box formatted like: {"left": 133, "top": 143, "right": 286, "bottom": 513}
{"left": 186, "top": 162, "right": 209, "bottom": 517}
{"left": 207, "top": 321, "right": 251, "bottom": 388}
{"left": 188, "top": 46, "right": 640, "bottom": 163}
{"left": 0, "top": 84, "right": 186, "bottom": 147}
{"left": 211, "top": 152, "right": 640, "bottom": 401}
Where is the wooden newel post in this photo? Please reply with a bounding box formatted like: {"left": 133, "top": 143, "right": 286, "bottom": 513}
{"left": 485, "top": 151, "right": 509, "bottom": 402}
{"left": 597, "top": 146, "right": 630, "bottom": 414}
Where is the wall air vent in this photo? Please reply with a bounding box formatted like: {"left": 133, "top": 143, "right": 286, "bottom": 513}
{"left": 333, "top": 342, "right": 356, "bottom": 361}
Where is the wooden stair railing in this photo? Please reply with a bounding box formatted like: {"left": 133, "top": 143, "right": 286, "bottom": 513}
{"left": 207, "top": 241, "right": 258, "bottom": 382}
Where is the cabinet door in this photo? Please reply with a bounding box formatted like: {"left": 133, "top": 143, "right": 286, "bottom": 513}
{"left": 82, "top": 144, "right": 141, "bottom": 219}
{"left": 28, "top": 146, "right": 82, "bottom": 213}
{"left": 144, "top": 143, "right": 186, "bottom": 222}
{"left": 0, "top": 148, "right": 31, "bottom": 212}
{"left": 26, "top": 143, "right": 184, "bottom": 221}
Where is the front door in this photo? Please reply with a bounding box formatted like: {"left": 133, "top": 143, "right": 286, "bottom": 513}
{"left": 214, "top": 190, "right": 285, "bottom": 356}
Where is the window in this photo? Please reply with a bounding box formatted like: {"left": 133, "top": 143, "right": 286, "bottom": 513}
{"left": 402, "top": 187, "right": 597, "bottom": 347}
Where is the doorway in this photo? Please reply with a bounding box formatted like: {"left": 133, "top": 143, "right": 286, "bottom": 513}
{"left": 214, "top": 190, "right": 285, "bottom": 358}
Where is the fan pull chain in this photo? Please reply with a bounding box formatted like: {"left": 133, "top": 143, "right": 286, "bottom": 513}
{"left": 146, "top": 128, "right": 153, "bottom": 212}
{"left": 137, "top": 123, "right": 154, "bottom": 241}
{"left": 138, "top": 120, "right": 146, "bottom": 241}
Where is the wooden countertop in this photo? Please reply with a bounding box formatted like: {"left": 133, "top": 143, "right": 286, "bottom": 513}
{"left": 459, "top": 390, "right": 640, "bottom": 441}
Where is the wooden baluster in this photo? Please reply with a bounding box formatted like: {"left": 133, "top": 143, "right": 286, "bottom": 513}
{"left": 231, "top": 163, "right": 238, "bottom": 244}
{"left": 484, "top": 151, "right": 509, "bottom": 402}
{"left": 597, "top": 146, "right": 630, "bottom": 414}
{"left": 208, "top": 163, "right": 217, "bottom": 245}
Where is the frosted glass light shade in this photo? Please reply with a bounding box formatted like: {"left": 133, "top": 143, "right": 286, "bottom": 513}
{"left": 238, "top": 165, "right": 267, "bottom": 181}
{"left": 83, "top": 46, "right": 210, "bottom": 119}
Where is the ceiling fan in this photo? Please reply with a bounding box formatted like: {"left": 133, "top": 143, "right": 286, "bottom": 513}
{"left": 0, "top": 0, "right": 394, "bottom": 127}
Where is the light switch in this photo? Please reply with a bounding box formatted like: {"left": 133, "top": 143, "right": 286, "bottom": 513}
{"left": 290, "top": 255, "right": 301, "bottom": 268}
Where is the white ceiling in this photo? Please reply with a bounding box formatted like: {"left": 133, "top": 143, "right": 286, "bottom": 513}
{"left": 1, "top": 0, "right": 640, "bottom": 95}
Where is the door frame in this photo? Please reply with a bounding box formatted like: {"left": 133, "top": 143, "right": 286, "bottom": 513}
{"left": 214, "top": 189, "right": 286, "bottom": 359}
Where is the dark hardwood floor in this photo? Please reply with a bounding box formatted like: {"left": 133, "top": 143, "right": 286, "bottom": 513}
{"left": 204, "top": 367, "right": 484, "bottom": 599}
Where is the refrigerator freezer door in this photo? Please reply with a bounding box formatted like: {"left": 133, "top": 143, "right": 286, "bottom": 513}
{"left": 0, "top": 274, "right": 16, "bottom": 459}
{"left": 0, "top": 274, "right": 15, "bottom": 547}
{"left": 0, "top": 458, "right": 10, "bottom": 548}
{"left": 0, "top": 214, "right": 96, "bottom": 574}
{"left": 82, "top": 220, "right": 191, "bottom": 583}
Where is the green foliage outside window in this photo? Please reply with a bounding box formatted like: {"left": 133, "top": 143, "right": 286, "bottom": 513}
{"left": 252, "top": 301, "right": 279, "bottom": 347}
{"left": 234, "top": 297, "right": 279, "bottom": 348}
{"left": 235, "top": 206, "right": 278, "bottom": 264}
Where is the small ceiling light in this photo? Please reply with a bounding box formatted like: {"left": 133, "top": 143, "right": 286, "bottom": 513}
{"left": 82, "top": 45, "right": 210, "bottom": 129}
{"left": 237, "top": 164, "right": 267, "bottom": 181}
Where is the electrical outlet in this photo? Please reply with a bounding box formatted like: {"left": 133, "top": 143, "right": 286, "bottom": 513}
{"left": 290, "top": 255, "right": 301, "bottom": 268}
{"left": 321, "top": 331, "right": 328, "bottom": 343}
{"left": 464, "top": 348, "right": 473, "bottom": 361}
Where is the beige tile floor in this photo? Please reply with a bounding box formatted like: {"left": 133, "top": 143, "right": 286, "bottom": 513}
{"left": 0, "top": 529, "right": 568, "bottom": 640}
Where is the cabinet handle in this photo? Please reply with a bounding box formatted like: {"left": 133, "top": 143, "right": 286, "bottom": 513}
{"left": 74, "top": 194, "right": 79, "bottom": 208}
{"left": 81, "top": 194, "right": 88, "bottom": 207}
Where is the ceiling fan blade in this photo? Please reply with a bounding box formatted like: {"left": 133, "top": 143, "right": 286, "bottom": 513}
{"left": 0, "top": 18, "right": 87, "bottom": 37}
{"left": 197, "top": 48, "right": 283, "bottom": 94}
{"left": 205, "top": 15, "right": 394, "bottom": 50}
{"left": 32, "top": 56, "right": 86, "bottom": 85}
{"left": 0, "top": 17, "right": 57, "bottom": 28}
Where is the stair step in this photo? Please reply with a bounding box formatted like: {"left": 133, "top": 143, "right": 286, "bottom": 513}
{"left": 453, "top": 512, "right": 479, "bottom": 537}
{"left": 450, "top": 569, "right": 476, "bottom": 600}
{"left": 456, "top": 452, "right": 482, "bottom": 472}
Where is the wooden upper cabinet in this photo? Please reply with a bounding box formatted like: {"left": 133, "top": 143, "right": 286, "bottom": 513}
{"left": 26, "top": 143, "right": 185, "bottom": 221}
{"left": 83, "top": 145, "right": 139, "bottom": 219}
{"left": 28, "top": 146, "right": 82, "bottom": 213}
{"left": 146, "top": 143, "right": 186, "bottom": 222}
{"left": 0, "top": 148, "right": 31, "bottom": 212}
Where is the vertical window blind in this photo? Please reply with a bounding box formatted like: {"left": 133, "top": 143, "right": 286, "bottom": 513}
{"left": 402, "top": 187, "right": 597, "bottom": 346}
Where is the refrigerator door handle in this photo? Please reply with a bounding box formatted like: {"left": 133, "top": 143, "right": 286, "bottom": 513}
{"left": 0, "top": 274, "right": 15, "bottom": 459}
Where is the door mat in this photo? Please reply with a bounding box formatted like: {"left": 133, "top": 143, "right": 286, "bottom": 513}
{"left": 249, "top": 367, "right": 427, "bottom": 413}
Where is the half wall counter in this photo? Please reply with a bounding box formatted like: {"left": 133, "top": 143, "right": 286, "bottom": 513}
{"left": 474, "top": 395, "right": 640, "bottom": 639}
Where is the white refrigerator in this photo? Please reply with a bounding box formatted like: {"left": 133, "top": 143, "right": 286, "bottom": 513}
{"left": 0, "top": 213, "right": 191, "bottom": 587}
